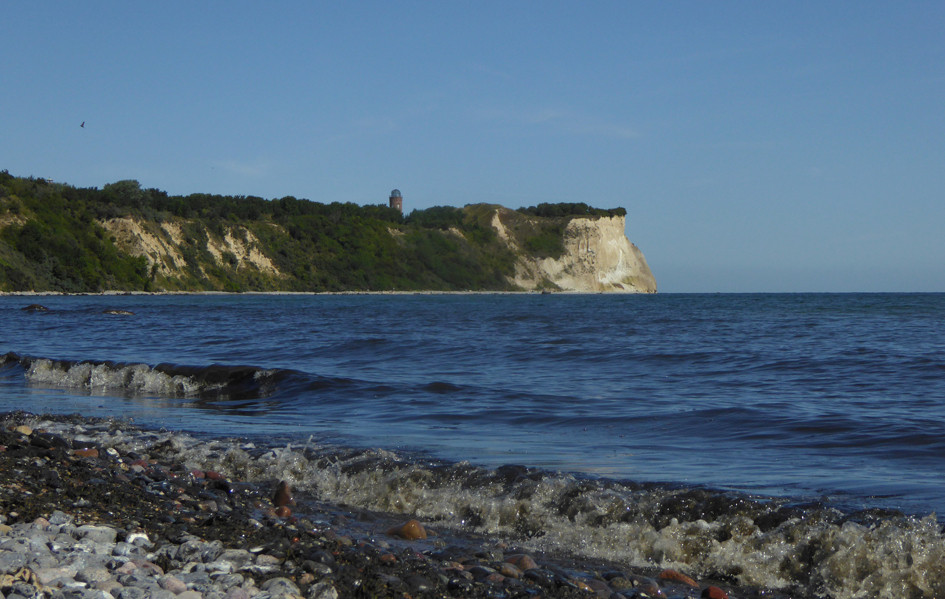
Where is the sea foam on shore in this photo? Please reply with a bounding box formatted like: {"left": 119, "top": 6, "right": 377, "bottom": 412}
{"left": 4, "top": 412, "right": 945, "bottom": 598}
{"left": 1, "top": 412, "right": 747, "bottom": 599}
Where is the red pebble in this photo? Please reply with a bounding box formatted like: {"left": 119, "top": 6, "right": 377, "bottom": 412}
{"left": 273, "top": 481, "right": 294, "bottom": 507}
{"left": 190, "top": 469, "right": 205, "bottom": 479}
{"left": 205, "top": 470, "right": 226, "bottom": 480}
{"left": 702, "top": 586, "right": 729, "bottom": 599}
{"left": 660, "top": 569, "right": 698, "bottom": 587}
{"left": 74, "top": 448, "right": 99, "bottom": 458}
{"left": 274, "top": 506, "right": 292, "bottom": 518}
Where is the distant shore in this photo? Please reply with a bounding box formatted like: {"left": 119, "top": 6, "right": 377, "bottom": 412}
{"left": 0, "top": 289, "right": 610, "bottom": 297}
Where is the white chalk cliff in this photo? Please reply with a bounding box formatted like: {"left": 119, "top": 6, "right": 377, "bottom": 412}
{"left": 97, "top": 209, "right": 656, "bottom": 293}
{"left": 491, "top": 209, "right": 657, "bottom": 293}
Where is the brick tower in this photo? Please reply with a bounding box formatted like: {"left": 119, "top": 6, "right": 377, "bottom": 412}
{"left": 389, "top": 189, "right": 403, "bottom": 212}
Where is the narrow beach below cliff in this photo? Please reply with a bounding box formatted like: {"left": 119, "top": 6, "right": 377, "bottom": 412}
{"left": 0, "top": 412, "right": 769, "bottom": 599}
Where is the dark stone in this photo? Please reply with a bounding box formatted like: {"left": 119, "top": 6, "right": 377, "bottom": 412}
{"left": 44, "top": 469, "right": 63, "bottom": 488}
{"left": 523, "top": 568, "right": 553, "bottom": 586}
{"left": 448, "top": 577, "right": 473, "bottom": 592}
{"left": 30, "top": 432, "right": 71, "bottom": 450}
{"left": 406, "top": 574, "right": 434, "bottom": 593}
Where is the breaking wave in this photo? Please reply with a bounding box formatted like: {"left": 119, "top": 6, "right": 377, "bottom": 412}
{"left": 17, "top": 414, "right": 939, "bottom": 599}
{"left": 0, "top": 352, "right": 291, "bottom": 401}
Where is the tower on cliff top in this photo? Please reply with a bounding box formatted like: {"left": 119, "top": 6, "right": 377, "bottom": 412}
{"left": 389, "top": 189, "right": 403, "bottom": 212}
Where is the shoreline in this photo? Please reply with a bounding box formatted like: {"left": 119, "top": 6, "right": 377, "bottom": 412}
{"left": 0, "top": 411, "right": 762, "bottom": 599}
{"left": 0, "top": 290, "right": 544, "bottom": 296}
{"left": 0, "top": 290, "right": 636, "bottom": 297}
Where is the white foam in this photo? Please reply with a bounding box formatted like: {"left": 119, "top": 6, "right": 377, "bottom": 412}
{"left": 25, "top": 359, "right": 204, "bottom": 396}
{"left": 22, "top": 415, "right": 945, "bottom": 599}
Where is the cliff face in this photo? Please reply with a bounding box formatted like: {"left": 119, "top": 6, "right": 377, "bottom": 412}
{"left": 491, "top": 208, "right": 656, "bottom": 293}
{"left": 101, "top": 218, "right": 280, "bottom": 280}
{"left": 518, "top": 215, "right": 656, "bottom": 293}
{"left": 99, "top": 209, "right": 656, "bottom": 293}
{"left": 0, "top": 169, "right": 656, "bottom": 293}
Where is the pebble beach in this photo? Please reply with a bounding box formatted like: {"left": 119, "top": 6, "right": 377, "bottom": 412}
{"left": 0, "top": 412, "right": 755, "bottom": 599}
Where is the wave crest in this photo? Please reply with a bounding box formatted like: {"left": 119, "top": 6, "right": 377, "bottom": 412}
{"left": 2, "top": 352, "right": 285, "bottom": 400}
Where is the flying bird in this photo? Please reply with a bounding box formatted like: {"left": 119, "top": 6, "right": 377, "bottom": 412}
{"left": 80, "top": 122, "right": 85, "bottom": 128}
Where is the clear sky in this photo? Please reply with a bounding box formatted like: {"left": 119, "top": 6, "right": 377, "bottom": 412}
{"left": 2, "top": 2, "right": 942, "bottom": 292}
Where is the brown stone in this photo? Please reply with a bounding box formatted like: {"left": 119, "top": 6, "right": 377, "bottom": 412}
{"left": 273, "top": 481, "right": 294, "bottom": 507}
{"left": 133, "top": 560, "right": 164, "bottom": 576}
{"left": 702, "top": 586, "right": 729, "bottom": 599}
{"left": 74, "top": 448, "right": 99, "bottom": 459}
{"left": 274, "top": 506, "right": 292, "bottom": 518}
{"left": 159, "top": 576, "right": 187, "bottom": 594}
{"left": 504, "top": 554, "right": 538, "bottom": 571}
{"left": 498, "top": 562, "right": 523, "bottom": 579}
{"left": 386, "top": 519, "right": 427, "bottom": 540}
{"left": 660, "top": 568, "right": 698, "bottom": 587}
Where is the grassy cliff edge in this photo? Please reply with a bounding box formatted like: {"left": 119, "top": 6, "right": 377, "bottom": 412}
{"left": 0, "top": 171, "right": 655, "bottom": 293}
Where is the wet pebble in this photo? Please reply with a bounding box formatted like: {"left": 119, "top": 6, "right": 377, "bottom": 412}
{"left": 386, "top": 519, "right": 427, "bottom": 540}
{"left": 702, "top": 586, "right": 730, "bottom": 599}
{"left": 272, "top": 480, "right": 294, "bottom": 507}
{"left": 634, "top": 576, "right": 665, "bottom": 597}
{"left": 260, "top": 576, "right": 301, "bottom": 596}
{"left": 504, "top": 552, "right": 539, "bottom": 570}
{"left": 660, "top": 568, "right": 698, "bottom": 587}
{"left": 406, "top": 573, "right": 434, "bottom": 592}
{"left": 498, "top": 561, "right": 523, "bottom": 578}
{"left": 11, "top": 425, "right": 32, "bottom": 436}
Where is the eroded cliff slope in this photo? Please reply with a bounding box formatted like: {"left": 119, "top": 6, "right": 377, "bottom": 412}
{"left": 489, "top": 208, "right": 656, "bottom": 293}
{"left": 97, "top": 207, "right": 655, "bottom": 293}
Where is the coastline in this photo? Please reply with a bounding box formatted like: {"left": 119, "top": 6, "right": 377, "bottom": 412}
{"left": 0, "top": 412, "right": 757, "bottom": 599}
{"left": 0, "top": 289, "right": 650, "bottom": 298}
{"left": 6, "top": 294, "right": 943, "bottom": 598}
{"left": 0, "top": 290, "right": 544, "bottom": 296}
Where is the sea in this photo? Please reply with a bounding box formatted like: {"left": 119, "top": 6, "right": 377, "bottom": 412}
{"left": 2, "top": 292, "right": 944, "bottom": 598}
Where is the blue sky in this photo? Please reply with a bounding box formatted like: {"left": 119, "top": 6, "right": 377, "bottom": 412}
{"left": 2, "top": 2, "right": 942, "bottom": 292}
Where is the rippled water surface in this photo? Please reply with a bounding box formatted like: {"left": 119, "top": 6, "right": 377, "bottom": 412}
{"left": 2, "top": 292, "right": 944, "bottom": 516}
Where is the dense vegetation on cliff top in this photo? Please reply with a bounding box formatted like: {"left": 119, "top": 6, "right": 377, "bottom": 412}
{"left": 0, "top": 170, "right": 626, "bottom": 293}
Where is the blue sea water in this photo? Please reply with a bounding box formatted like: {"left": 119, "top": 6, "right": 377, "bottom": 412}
{"left": 3, "top": 292, "right": 945, "bottom": 597}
